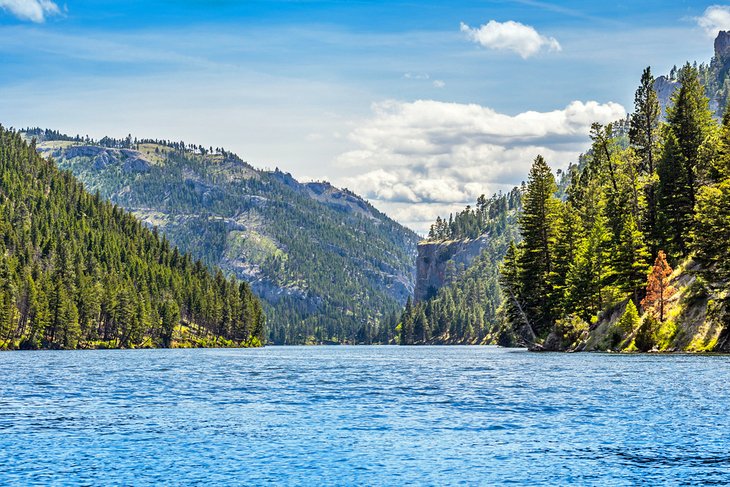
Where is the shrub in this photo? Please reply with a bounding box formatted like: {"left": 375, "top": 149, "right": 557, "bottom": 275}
{"left": 635, "top": 315, "right": 660, "bottom": 352}
{"left": 554, "top": 314, "right": 589, "bottom": 349}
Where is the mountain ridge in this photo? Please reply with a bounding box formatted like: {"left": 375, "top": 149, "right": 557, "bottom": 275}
{"left": 23, "top": 129, "right": 419, "bottom": 344}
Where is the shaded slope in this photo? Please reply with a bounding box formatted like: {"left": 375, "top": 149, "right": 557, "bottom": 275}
{"left": 0, "top": 126, "right": 264, "bottom": 349}
{"left": 26, "top": 130, "right": 419, "bottom": 344}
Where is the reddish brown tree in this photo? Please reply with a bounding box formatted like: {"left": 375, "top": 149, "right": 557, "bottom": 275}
{"left": 640, "top": 251, "right": 675, "bottom": 322}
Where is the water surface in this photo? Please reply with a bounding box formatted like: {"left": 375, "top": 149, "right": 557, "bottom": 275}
{"left": 1, "top": 346, "right": 729, "bottom": 485}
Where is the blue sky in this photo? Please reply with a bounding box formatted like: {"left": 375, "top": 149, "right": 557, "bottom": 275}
{"left": 0, "top": 0, "right": 725, "bottom": 231}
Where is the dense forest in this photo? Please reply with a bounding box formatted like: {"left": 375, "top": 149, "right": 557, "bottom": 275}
{"left": 0, "top": 126, "right": 264, "bottom": 349}
{"left": 399, "top": 189, "right": 522, "bottom": 344}
{"left": 401, "top": 62, "right": 730, "bottom": 351}
{"left": 25, "top": 130, "right": 419, "bottom": 345}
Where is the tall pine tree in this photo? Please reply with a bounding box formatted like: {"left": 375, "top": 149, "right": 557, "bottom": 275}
{"left": 516, "top": 155, "right": 560, "bottom": 337}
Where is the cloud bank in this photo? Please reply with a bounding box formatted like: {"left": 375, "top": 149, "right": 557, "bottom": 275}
{"left": 697, "top": 5, "right": 730, "bottom": 37}
{"left": 0, "top": 0, "right": 60, "bottom": 22}
{"left": 338, "top": 99, "right": 625, "bottom": 231}
{"left": 460, "top": 20, "right": 561, "bottom": 58}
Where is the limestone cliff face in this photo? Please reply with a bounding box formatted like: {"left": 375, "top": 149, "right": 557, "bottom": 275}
{"left": 414, "top": 236, "right": 489, "bottom": 302}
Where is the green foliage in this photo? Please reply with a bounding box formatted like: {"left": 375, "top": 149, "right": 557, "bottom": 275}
{"left": 400, "top": 190, "right": 522, "bottom": 344}
{"left": 658, "top": 63, "right": 715, "bottom": 259}
{"left": 39, "top": 133, "right": 418, "bottom": 345}
{"left": 630, "top": 67, "right": 662, "bottom": 254}
{"left": 617, "top": 300, "right": 640, "bottom": 335}
{"left": 552, "top": 314, "right": 589, "bottom": 350}
{"left": 635, "top": 315, "right": 660, "bottom": 352}
{"left": 0, "top": 126, "right": 264, "bottom": 349}
{"left": 692, "top": 105, "right": 730, "bottom": 283}
{"left": 516, "top": 155, "right": 561, "bottom": 337}
{"left": 427, "top": 190, "right": 522, "bottom": 241}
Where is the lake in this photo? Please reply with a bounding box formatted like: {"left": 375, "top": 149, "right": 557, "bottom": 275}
{"left": 1, "top": 346, "right": 729, "bottom": 485}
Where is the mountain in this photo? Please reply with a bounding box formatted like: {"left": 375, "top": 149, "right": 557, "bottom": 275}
{"left": 0, "top": 125, "right": 264, "bottom": 350}
{"left": 399, "top": 189, "right": 522, "bottom": 345}
{"left": 655, "top": 30, "right": 730, "bottom": 119}
{"left": 399, "top": 44, "right": 730, "bottom": 352}
{"left": 23, "top": 130, "right": 419, "bottom": 344}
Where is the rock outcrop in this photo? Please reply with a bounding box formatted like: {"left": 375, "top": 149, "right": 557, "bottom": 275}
{"left": 653, "top": 75, "right": 679, "bottom": 119}
{"left": 715, "top": 30, "right": 730, "bottom": 63}
{"left": 414, "top": 236, "right": 489, "bottom": 302}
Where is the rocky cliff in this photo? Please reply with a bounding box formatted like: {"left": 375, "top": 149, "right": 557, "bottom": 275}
{"left": 414, "top": 236, "right": 490, "bottom": 302}
{"left": 654, "top": 31, "right": 730, "bottom": 119}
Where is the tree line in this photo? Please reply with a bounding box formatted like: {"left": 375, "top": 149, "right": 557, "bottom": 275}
{"left": 400, "top": 62, "right": 730, "bottom": 348}
{"left": 0, "top": 126, "right": 265, "bottom": 349}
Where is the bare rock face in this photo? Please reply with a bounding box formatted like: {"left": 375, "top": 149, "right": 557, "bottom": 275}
{"left": 414, "top": 236, "right": 488, "bottom": 302}
{"left": 653, "top": 75, "right": 679, "bottom": 119}
{"left": 715, "top": 30, "right": 730, "bottom": 62}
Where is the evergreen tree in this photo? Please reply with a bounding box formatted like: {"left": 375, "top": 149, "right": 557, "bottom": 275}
{"left": 657, "top": 132, "right": 693, "bottom": 258}
{"left": 629, "top": 67, "right": 662, "bottom": 253}
{"left": 550, "top": 202, "right": 582, "bottom": 315}
{"left": 658, "top": 63, "right": 714, "bottom": 258}
{"left": 413, "top": 308, "right": 429, "bottom": 343}
{"left": 516, "top": 155, "right": 560, "bottom": 336}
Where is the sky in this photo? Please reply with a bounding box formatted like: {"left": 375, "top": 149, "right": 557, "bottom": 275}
{"left": 1, "top": 0, "right": 728, "bottom": 233}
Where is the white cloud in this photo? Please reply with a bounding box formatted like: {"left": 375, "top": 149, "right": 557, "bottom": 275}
{"left": 404, "top": 72, "right": 430, "bottom": 80}
{"left": 696, "top": 5, "right": 730, "bottom": 37}
{"left": 460, "top": 20, "right": 561, "bottom": 58}
{"left": 0, "top": 0, "right": 60, "bottom": 22}
{"left": 337, "top": 99, "right": 625, "bottom": 232}
{"left": 433, "top": 80, "right": 445, "bottom": 88}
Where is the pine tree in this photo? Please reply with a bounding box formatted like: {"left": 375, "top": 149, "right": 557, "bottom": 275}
{"left": 657, "top": 132, "right": 693, "bottom": 258}
{"left": 413, "top": 308, "right": 429, "bottom": 343}
{"left": 641, "top": 251, "right": 675, "bottom": 322}
{"left": 629, "top": 67, "right": 662, "bottom": 253}
{"left": 551, "top": 202, "right": 582, "bottom": 315}
{"left": 617, "top": 300, "right": 640, "bottom": 335}
{"left": 565, "top": 211, "right": 610, "bottom": 322}
{"left": 499, "top": 241, "right": 534, "bottom": 343}
{"left": 657, "top": 63, "right": 714, "bottom": 257}
{"left": 615, "top": 213, "right": 650, "bottom": 304}
{"left": 516, "top": 156, "right": 560, "bottom": 337}
{"left": 399, "top": 296, "right": 414, "bottom": 345}
{"left": 692, "top": 179, "right": 730, "bottom": 281}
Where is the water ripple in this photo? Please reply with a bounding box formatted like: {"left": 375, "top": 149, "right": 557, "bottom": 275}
{"left": 0, "top": 346, "right": 729, "bottom": 485}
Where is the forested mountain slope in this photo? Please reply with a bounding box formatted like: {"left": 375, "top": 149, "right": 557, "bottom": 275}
{"left": 502, "top": 63, "right": 730, "bottom": 352}
{"left": 24, "top": 130, "right": 419, "bottom": 344}
{"left": 399, "top": 58, "right": 730, "bottom": 352}
{"left": 399, "top": 189, "right": 522, "bottom": 344}
{"left": 0, "top": 126, "right": 264, "bottom": 350}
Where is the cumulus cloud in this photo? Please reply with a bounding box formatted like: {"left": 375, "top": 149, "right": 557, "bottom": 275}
{"left": 0, "top": 0, "right": 60, "bottom": 22}
{"left": 696, "top": 5, "right": 730, "bottom": 37}
{"left": 460, "top": 20, "right": 561, "bottom": 58}
{"left": 337, "top": 99, "right": 625, "bottom": 232}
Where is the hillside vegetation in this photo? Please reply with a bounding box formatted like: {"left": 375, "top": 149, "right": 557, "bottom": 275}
{"left": 0, "top": 126, "right": 264, "bottom": 350}
{"left": 25, "top": 130, "right": 419, "bottom": 344}
{"left": 401, "top": 63, "right": 730, "bottom": 352}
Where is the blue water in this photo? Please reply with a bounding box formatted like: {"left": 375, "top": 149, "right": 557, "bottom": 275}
{"left": 1, "top": 346, "right": 729, "bottom": 485}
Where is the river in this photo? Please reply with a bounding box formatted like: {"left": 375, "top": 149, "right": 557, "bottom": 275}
{"left": 1, "top": 346, "right": 728, "bottom": 485}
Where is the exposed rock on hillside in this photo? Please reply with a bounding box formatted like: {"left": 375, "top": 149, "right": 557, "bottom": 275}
{"left": 414, "top": 236, "right": 490, "bottom": 302}
{"left": 27, "top": 131, "right": 419, "bottom": 344}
